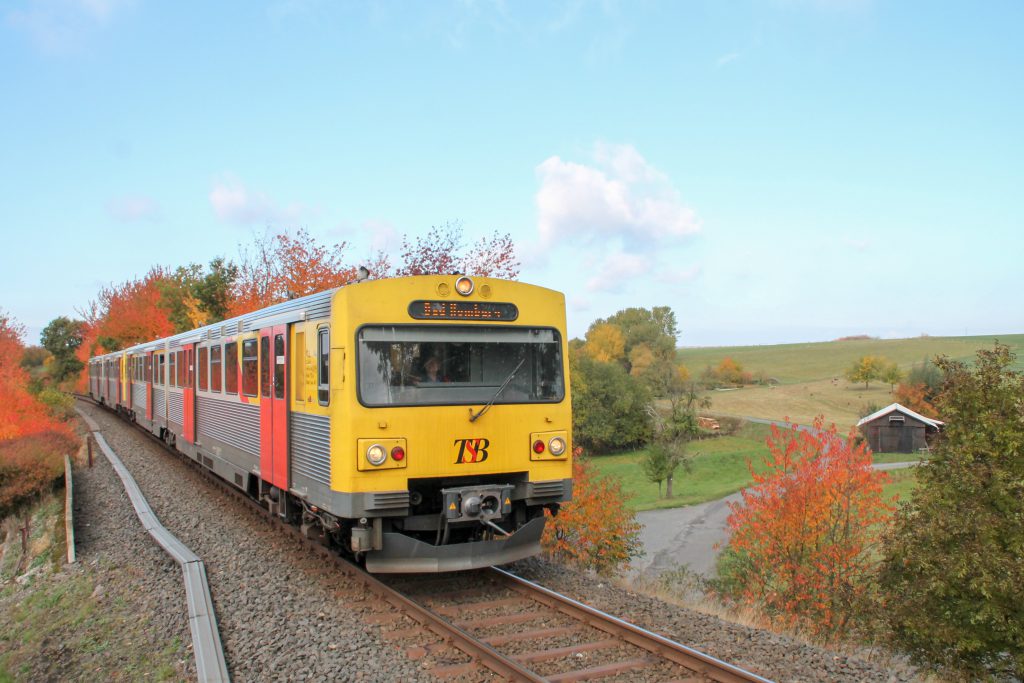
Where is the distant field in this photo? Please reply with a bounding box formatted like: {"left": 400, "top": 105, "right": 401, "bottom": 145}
{"left": 589, "top": 422, "right": 915, "bottom": 511}
{"left": 681, "top": 333, "right": 1024, "bottom": 429}
{"left": 680, "top": 333, "right": 1024, "bottom": 384}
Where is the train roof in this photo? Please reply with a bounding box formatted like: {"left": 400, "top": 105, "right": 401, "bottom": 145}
{"left": 90, "top": 286, "right": 339, "bottom": 361}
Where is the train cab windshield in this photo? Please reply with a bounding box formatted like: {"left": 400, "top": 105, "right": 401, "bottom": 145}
{"left": 357, "top": 325, "right": 564, "bottom": 407}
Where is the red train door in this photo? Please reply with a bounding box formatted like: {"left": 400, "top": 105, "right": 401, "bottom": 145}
{"left": 146, "top": 351, "right": 154, "bottom": 421}
{"left": 183, "top": 345, "right": 196, "bottom": 444}
{"left": 259, "top": 325, "right": 289, "bottom": 490}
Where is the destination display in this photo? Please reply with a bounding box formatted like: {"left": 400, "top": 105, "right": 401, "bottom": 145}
{"left": 408, "top": 300, "right": 519, "bottom": 321}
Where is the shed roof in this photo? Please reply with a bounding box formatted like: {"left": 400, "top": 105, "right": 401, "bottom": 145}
{"left": 856, "top": 402, "right": 944, "bottom": 429}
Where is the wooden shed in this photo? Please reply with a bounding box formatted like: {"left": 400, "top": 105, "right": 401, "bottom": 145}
{"left": 856, "top": 403, "right": 943, "bottom": 454}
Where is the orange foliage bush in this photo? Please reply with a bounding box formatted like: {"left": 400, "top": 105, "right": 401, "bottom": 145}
{"left": 0, "top": 431, "right": 76, "bottom": 517}
{"left": 0, "top": 311, "right": 77, "bottom": 516}
{"left": 893, "top": 382, "right": 938, "bottom": 418}
{"left": 723, "top": 417, "right": 893, "bottom": 639}
{"left": 542, "top": 448, "right": 642, "bottom": 575}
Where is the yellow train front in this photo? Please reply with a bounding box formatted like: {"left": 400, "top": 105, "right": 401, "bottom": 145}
{"left": 296, "top": 275, "right": 572, "bottom": 572}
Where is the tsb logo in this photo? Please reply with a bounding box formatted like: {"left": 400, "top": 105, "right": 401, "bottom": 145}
{"left": 454, "top": 438, "right": 490, "bottom": 464}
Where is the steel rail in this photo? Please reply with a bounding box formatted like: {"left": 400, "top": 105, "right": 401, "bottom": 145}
{"left": 490, "top": 566, "right": 774, "bottom": 683}
{"left": 75, "top": 404, "right": 231, "bottom": 683}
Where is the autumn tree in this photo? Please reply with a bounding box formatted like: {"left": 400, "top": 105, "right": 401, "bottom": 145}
{"left": 582, "top": 323, "right": 625, "bottom": 364}
{"left": 591, "top": 306, "right": 678, "bottom": 374}
{"left": 89, "top": 267, "right": 177, "bottom": 351}
{"left": 542, "top": 449, "right": 643, "bottom": 575}
{"left": 232, "top": 228, "right": 357, "bottom": 316}
{"left": 395, "top": 221, "right": 519, "bottom": 279}
{"left": 893, "top": 359, "right": 941, "bottom": 417}
{"left": 844, "top": 355, "right": 885, "bottom": 388}
{"left": 40, "top": 316, "right": 84, "bottom": 384}
{"left": 720, "top": 417, "right": 893, "bottom": 639}
{"left": 880, "top": 344, "right": 1024, "bottom": 679}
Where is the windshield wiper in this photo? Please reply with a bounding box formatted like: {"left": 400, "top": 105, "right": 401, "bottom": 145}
{"left": 469, "top": 358, "right": 525, "bottom": 423}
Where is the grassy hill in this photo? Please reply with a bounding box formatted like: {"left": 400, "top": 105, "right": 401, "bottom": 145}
{"left": 680, "top": 333, "right": 1024, "bottom": 384}
{"left": 679, "top": 333, "right": 1024, "bottom": 429}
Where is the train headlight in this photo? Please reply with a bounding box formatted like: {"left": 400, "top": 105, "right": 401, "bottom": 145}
{"left": 366, "top": 444, "right": 387, "bottom": 466}
{"left": 548, "top": 436, "right": 567, "bottom": 456}
{"left": 455, "top": 276, "right": 474, "bottom": 296}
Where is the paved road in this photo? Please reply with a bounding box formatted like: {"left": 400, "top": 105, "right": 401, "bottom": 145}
{"left": 629, "top": 459, "right": 920, "bottom": 582}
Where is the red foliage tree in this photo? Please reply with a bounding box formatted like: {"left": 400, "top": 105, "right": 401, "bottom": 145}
{"left": 0, "top": 311, "right": 75, "bottom": 516}
{"left": 396, "top": 222, "right": 519, "bottom": 279}
{"left": 92, "top": 267, "right": 176, "bottom": 350}
{"left": 231, "top": 228, "right": 356, "bottom": 316}
{"left": 542, "top": 448, "right": 642, "bottom": 575}
{"left": 723, "top": 417, "right": 893, "bottom": 639}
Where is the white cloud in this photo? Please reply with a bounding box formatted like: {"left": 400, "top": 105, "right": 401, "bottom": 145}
{"left": 535, "top": 142, "right": 699, "bottom": 249}
{"left": 106, "top": 194, "right": 159, "bottom": 222}
{"left": 6, "top": 0, "right": 130, "bottom": 52}
{"left": 209, "top": 174, "right": 311, "bottom": 227}
{"left": 842, "top": 236, "right": 871, "bottom": 251}
{"left": 585, "top": 252, "right": 649, "bottom": 292}
{"left": 716, "top": 52, "right": 740, "bottom": 67}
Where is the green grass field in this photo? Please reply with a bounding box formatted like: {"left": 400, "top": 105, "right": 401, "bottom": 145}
{"left": 882, "top": 467, "right": 919, "bottom": 504}
{"left": 679, "top": 333, "right": 1024, "bottom": 384}
{"left": 589, "top": 422, "right": 918, "bottom": 511}
{"left": 680, "top": 333, "right": 1024, "bottom": 429}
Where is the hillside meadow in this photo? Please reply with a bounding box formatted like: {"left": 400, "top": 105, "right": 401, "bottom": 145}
{"left": 680, "top": 333, "right": 1024, "bottom": 429}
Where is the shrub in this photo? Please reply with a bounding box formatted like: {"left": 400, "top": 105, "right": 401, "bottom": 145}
{"left": 542, "top": 449, "right": 642, "bottom": 575}
{"left": 880, "top": 344, "right": 1024, "bottom": 679}
{"left": 0, "top": 431, "right": 75, "bottom": 518}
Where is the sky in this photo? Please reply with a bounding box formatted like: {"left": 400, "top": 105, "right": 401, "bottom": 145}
{"left": 2, "top": 0, "right": 1022, "bottom": 347}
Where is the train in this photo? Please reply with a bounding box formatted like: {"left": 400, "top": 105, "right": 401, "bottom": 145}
{"left": 88, "top": 274, "right": 573, "bottom": 572}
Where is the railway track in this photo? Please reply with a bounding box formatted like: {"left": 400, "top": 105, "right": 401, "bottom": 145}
{"left": 78, "top": 395, "right": 773, "bottom": 682}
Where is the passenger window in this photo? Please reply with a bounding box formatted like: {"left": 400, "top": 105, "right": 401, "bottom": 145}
{"left": 186, "top": 349, "right": 193, "bottom": 389}
{"left": 260, "top": 336, "right": 271, "bottom": 398}
{"left": 211, "top": 345, "right": 222, "bottom": 392}
{"left": 318, "top": 328, "right": 329, "bottom": 405}
{"left": 145, "top": 356, "right": 152, "bottom": 382}
{"left": 177, "top": 351, "right": 186, "bottom": 387}
{"left": 169, "top": 353, "right": 177, "bottom": 387}
{"left": 225, "top": 342, "right": 238, "bottom": 394}
{"left": 242, "top": 339, "right": 258, "bottom": 397}
{"left": 198, "top": 347, "right": 208, "bottom": 391}
{"left": 274, "top": 334, "right": 285, "bottom": 400}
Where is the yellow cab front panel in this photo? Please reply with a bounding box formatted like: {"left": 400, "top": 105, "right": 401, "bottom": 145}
{"left": 326, "top": 275, "right": 573, "bottom": 572}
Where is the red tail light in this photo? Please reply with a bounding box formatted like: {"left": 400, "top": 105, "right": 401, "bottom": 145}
{"left": 533, "top": 440, "right": 545, "bottom": 454}
{"left": 391, "top": 446, "right": 405, "bottom": 461}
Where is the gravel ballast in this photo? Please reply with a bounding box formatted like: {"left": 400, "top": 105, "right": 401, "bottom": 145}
{"left": 78, "top": 402, "right": 434, "bottom": 682}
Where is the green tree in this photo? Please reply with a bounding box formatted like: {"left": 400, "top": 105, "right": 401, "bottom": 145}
{"left": 880, "top": 363, "right": 904, "bottom": 392}
{"left": 879, "top": 344, "right": 1024, "bottom": 679}
{"left": 194, "top": 256, "right": 238, "bottom": 323}
{"left": 639, "top": 359, "right": 707, "bottom": 498}
{"left": 39, "top": 316, "right": 84, "bottom": 383}
{"left": 570, "top": 351, "right": 651, "bottom": 453}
